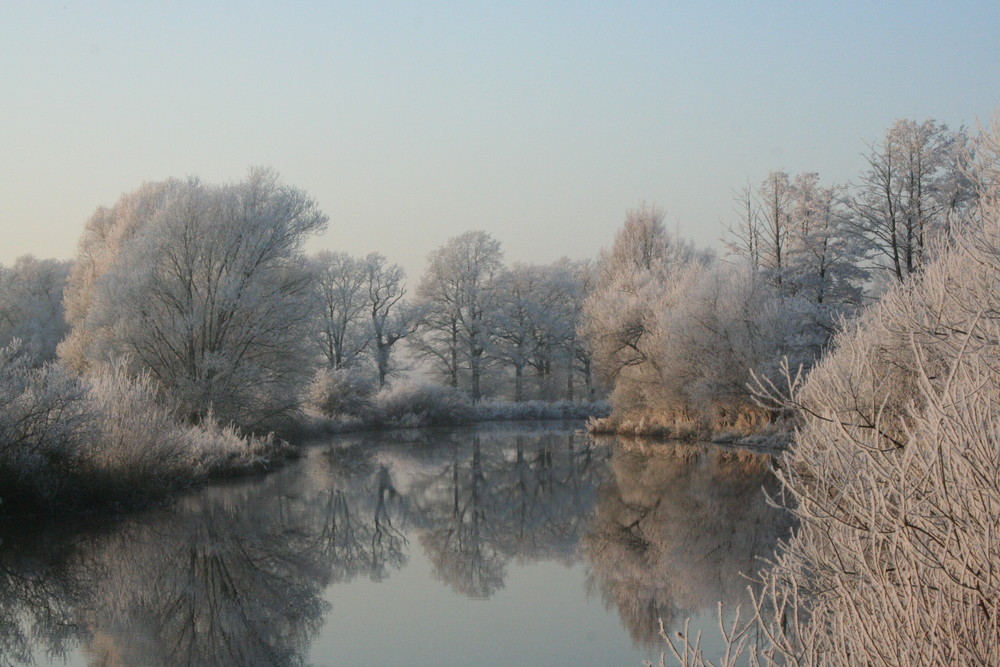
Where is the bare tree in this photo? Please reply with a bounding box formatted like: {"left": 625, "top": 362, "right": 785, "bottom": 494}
{"left": 414, "top": 231, "right": 503, "bottom": 401}
{"left": 363, "top": 252, "right": 420, "bottom": 387}
{"left": 310, "top": 251, "right": 369, "bottom": 370}
{"left": 846, "top": 119, "right": 973, "bottom": 280}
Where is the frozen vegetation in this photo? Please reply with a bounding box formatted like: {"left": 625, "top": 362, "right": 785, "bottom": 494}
{"left": 660, "top": 115, "right": 1000, "bottom": 664}
{"left": 0, "top": 341, "right": 295, "bottom": 512}
{"left": 302, "top": 369, "right": 608, "bottom": 430}
{"left": 584, "top": 118, "right": 974, "bottom": 442}
{"left": 0, "top": 169, "right": 606, "bottom": 512}
{"left": 0, "top": 102, "right": 993, "bottom": 599}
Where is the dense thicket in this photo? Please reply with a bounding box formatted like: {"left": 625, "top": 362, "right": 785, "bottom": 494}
{"left": 580, "top": 206, "right": 825, "bottom": 437}
{"left": 0, "top": 341, "right": 290, "bottom": 511}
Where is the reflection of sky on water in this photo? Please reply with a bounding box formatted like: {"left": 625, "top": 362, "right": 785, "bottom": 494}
{"left": 0, "top": 424, "right": 790, "bottom": 666}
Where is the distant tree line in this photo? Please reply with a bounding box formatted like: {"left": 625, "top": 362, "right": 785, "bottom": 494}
{"left": 309, "top": 230, "right": 598, "bottom": 405}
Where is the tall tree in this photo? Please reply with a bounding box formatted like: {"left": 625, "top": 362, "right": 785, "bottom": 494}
{"left": 786, "top": 173, "right": 867, "bottom": 313}
{"left": 310, "top": 251, "right": 369, "bottom": 370}
{"left": 60, "top": 168, "right": 327, "bottom": 428}
{"left": 492, "top": 264, "right": 543, "bottom": 402}
{"left": 0, "top": 256, "right": 72, "bottom": 362}
{"left": 756, "top": 171, "right": 793, "bottom": 287}
{"left": 363, "top": 252, "right": 420, "bottom": 387}
{"left": 729, "top": 172, "right": 867, "bottom": 323}
{"left": 415, "top": 231, "right": 503, "bottom": 401}
{"left": 846, "top": 119, "right": 973, "bottom": 280}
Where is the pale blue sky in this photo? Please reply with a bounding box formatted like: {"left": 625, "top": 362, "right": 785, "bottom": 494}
{"left": 2, "top": 1, "right": 998, "bottom": 280}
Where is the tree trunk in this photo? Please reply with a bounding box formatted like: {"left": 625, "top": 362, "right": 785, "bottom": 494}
{"left": 376, "top": 340, "right": 389, "bottom": 387}
{"left": 566, "top": 355, "right": 574, "bottom": 401}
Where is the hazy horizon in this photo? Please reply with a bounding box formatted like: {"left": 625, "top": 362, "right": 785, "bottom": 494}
{"left": 3, "top": 2, "right": 998, "bottom": 280}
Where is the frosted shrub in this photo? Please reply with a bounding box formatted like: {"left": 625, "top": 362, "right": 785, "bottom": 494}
{"left": 0, "top": 342, "right": 90, "bottom": 507}
{"left": 79, "top": 364, "right": 194, "bottom": 498}
{"left": 183, "top": 418, "right": 296, "bottom": 477}
{"left": 86, "top": 366, "right": 297, "bottom": 491}
{"left": 370, "top": 379, "right": 473, "bottom": 426}
{"left": 0, "top": 343, "right": 295, "bottom": 511}
{"left": 751, "top": 212, "right": 1000, "bottom": 665}
{"left": 584, "top": 259, "right": 815, "bottom": 438}
{"left": 305, "top": 367, "right": 376, "bottom": 418}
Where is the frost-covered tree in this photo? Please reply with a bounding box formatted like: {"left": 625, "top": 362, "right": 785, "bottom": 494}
{"left": 492, "top": 264, "right": 544, "bottom": 402}
{"left": 0, "top": 256, "right": 72, "bottom": 362}
{"left": 601, "top": 204, "right": 700, "bottom": 282}
{"left": 310, "top": 251, "right": 369, "bottom": 370}
{"left": 846, "top": 119, "right": 974, "bottom": 280}
{"left": 729, "top": 172, "right": 867, "bottom": 343}
{"left": 363, "top": 252, "right": 421, "bottom": 387}
{"left": 60, "top": 168, "right": 327, "bottom": 428}
{"left": 414, "top": 231, "right": 503, "bottom": 401}
{"left": 584, "top": 205, "right": 705, "bottom": 391}
{"left": 548, "top": 258, "right": 595, "bottom": 401}
{"left": 755, "top": 171, "right": 793, "bottom": 287}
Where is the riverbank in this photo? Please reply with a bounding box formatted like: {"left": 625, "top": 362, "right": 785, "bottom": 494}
{"left": 586, "top": 411, "right": 794, "bottom": 454}
{"left": 295, "top": 386, "right": 610, "bottom": 435}
{"left": 1, "top": 351, "right": 607, "bottom": 516}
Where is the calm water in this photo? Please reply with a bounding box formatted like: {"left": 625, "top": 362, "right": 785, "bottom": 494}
{"left": 0, "top": 423, "right": 790, "bottom": 666}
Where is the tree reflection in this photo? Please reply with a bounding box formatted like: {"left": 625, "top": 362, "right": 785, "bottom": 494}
{"left": 0, "top": 447, "right": 413, "bottom": 667}
{"left": 584, "top": 442, "right": 793, "bottom": 646}
{"left": 314, "top": 451, "right": 409, "bottom": 583}
{"left": 0, "top": 518, "right": 93, "bottom": 667}
{"left": 0, "top": 427, "right": 790, "bottom": 665}
{"left": 407, "top": 429, "right": 607, "bottom": 598}
{"left": 84, "top": 489, "right": 330, "bottom": 666}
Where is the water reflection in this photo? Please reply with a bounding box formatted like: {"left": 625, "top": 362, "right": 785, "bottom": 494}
{"left": 0, "top": 426, "right": 790, "bottom": 665}
{"left": 407, "top": 431, "right": 601, "bottom": 598}
{"left": 585, "top": 441, "right": 791, "bottom": 646}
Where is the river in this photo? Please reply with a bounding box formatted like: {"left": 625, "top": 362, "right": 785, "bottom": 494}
{"left": 0, "top": 422, "right": 791, "bottom": 666}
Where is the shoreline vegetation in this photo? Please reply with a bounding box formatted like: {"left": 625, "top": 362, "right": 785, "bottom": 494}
{"left": 585, "top": 411, "right": 794, "bottom": 453}
{"left": 657, "top": 118, "right": 1000, "bottom": 664}
{"left": 1, "top": 111, "right": 999, "bottom": 663}
{"left": 0, "top": 342, "right": 609, "bottom": 515}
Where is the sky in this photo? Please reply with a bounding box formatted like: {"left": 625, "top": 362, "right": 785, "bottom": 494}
{"left": 2, "top": 1, "right": 998, "bottom": 281}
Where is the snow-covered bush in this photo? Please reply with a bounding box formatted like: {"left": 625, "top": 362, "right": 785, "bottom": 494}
{"left": 305, "top": 367, "right": 376, "bottom": 418}
{"left": 584, "top": 254, "right": 820, "bottom": 437}
{"left": 369, "top": 379, "right": 473, "bottom": 426}
{"left": 0, "top": 342, "right": 294, "bottom": 511}
{"left": 75, "top": 363, "right": 193, "bottom": 500}
{"left": 0, "top": 341, "right": 90, "bottom": 507}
